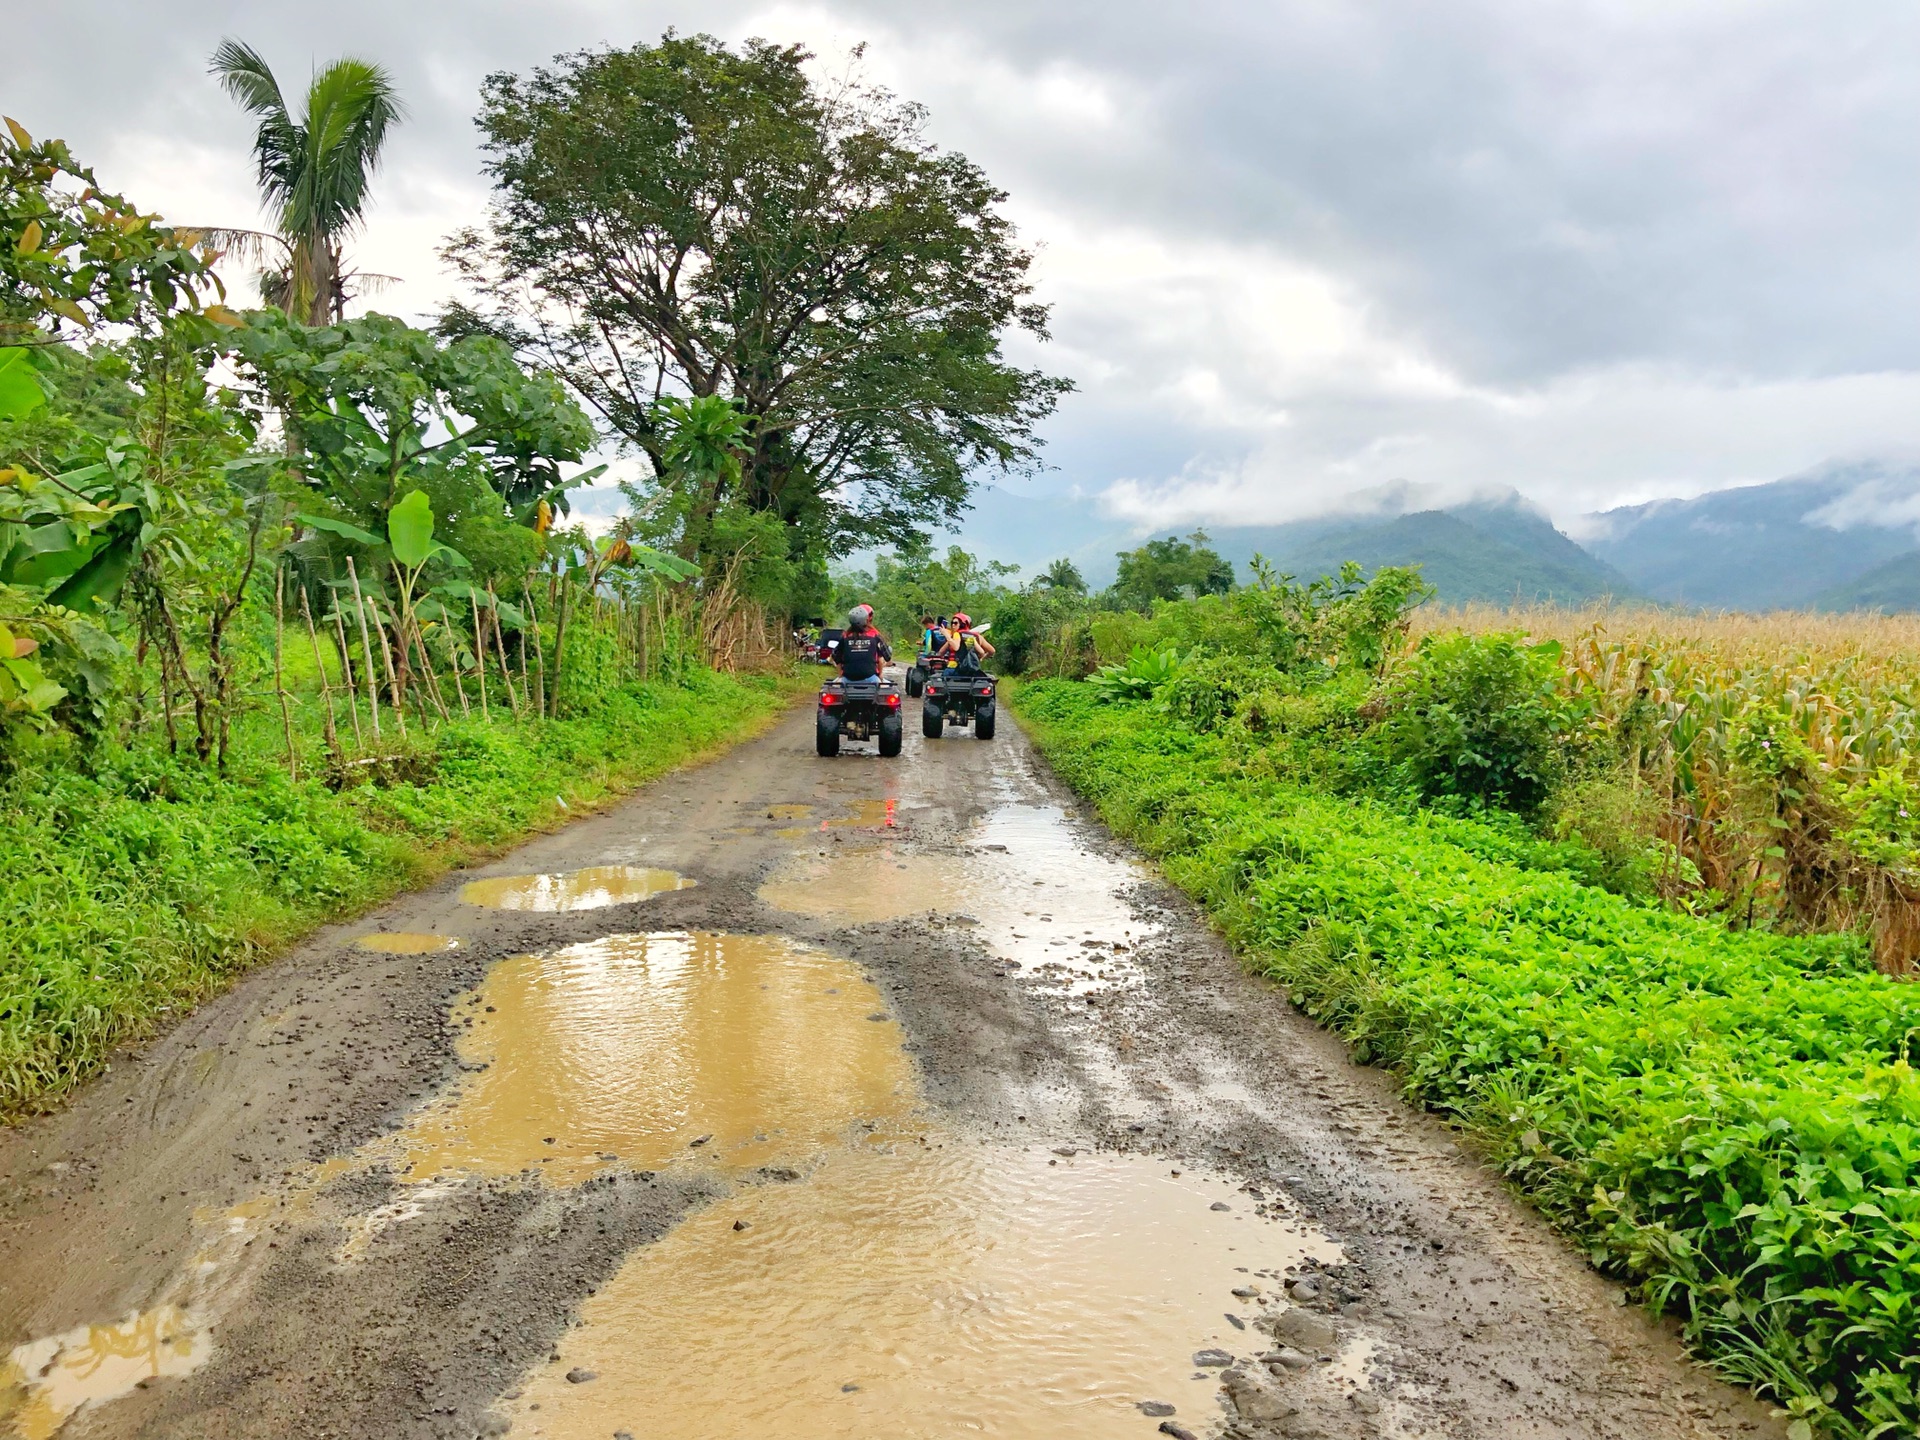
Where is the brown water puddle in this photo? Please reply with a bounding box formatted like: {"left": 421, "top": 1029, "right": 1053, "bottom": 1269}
{"left": 372, "top": 932, "right": 914, "bottom": 1185}
{"left": 506, "top": 1139, "right": 1342, "bottom": 1439}
{"left": 772, "top": 798, "right": 901, "bottom": 838}
{"left": 356, "top": 932, "right": 461, "bottom": 954}
{"left": 459, "top": 866, "right": 693, "bottom": 912}
{"left": 0, "top": 1307, "right": 209, "bottom": 1440}
{"left": 759, "top": 803, "right": 1155, "bottom": 991}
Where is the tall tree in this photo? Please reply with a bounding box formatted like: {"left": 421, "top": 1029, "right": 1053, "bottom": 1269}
{"left": 210, "top": 40, "right": 402, "bottom": 325}
{"left": 1114, "top": 531, "right": 1235, "bottom": 608}
{"left": 442, "top": 34, "right": 1071, "bottom": 561}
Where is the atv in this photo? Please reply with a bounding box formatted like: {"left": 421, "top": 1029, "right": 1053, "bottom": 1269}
{"left": 921, "top": 667, "right": 996, "bottom": 741}
{"left": 904, "top": 650, "right": 950, "bottom": 698}
{"left": 817, "top": 675, "right": 904, "bottom": 757}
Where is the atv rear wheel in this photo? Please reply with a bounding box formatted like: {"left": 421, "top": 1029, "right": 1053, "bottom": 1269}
{"left": 921, "top": 702, "right": 943, "bottom": 739}
{"left": 878, "top": 713, "right": 903, "bottom": 756}
{"left": 815, "top": 710, "right": 841, "bottom": 757}
{"left": 905, "top": 666, "right": 925, "bottom": 697}
{"left": 975, "top": 702, "right": 996, "bottom": 740}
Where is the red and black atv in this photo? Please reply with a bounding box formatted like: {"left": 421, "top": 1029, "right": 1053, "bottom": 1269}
{"left": 922, "top": 666, "right": 996, "bottom": 741}
{"left": 817, "top": 674, "right": 904, "bottom": 757}
{"left": 904, "top": 649, "right": 950, "bottom": 698}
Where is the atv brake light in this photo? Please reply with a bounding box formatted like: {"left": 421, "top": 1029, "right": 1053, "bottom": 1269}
{"left": 980, "top": 685, "right": 994, "bottom": 696}
{"left": 820, "top": 693, "right": 841, "bottom": 706}
{"left": 884, "top": 693, "right": 901, "bottom": 708}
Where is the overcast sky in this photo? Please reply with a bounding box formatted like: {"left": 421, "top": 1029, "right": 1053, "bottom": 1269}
{"left": 12, "top": 0, "right": 1920, "bottom": 536}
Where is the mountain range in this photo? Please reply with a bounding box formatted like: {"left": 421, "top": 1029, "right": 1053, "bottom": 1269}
{"left": 946, "top": 461, "right": 1920, "bottom": 611}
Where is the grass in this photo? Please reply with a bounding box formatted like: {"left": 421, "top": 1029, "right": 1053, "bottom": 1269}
{"left": 1010, "top": 677, "right": 1920, "bottom": 1439}
{"left": 0, "top": 668, "right": 806, "bottom": 1120}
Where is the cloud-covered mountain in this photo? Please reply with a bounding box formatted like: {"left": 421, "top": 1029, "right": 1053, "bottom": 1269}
{"left": 1582, "top": 461, "right": 1920, "bottom": 609}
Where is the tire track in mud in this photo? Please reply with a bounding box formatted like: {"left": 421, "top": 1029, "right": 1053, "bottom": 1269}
{"left": 0, "top": 684, "right": 1784, "bottom": 1439}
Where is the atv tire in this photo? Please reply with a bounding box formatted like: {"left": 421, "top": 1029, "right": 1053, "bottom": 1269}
{"left": 878, "top": 713, "right": 903, "bottom": 757}
{"left": 922, "top": 702, "right": 943, "bottom": 740}
{"left": 905, "top": 666, "right": 925, "bottom": 698}
{"left": 815, "top": 711, "right": 841, "bottom": 757}
{"left": 975, "top": 702, "right": 996, "bottom": 740}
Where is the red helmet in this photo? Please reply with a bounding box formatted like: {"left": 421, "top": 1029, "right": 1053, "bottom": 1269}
{"left": 951, "top": 612, "right": 971, "bottom": 628}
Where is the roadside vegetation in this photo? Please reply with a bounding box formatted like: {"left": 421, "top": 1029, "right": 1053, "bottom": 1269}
{"left": 1, "top": 32, "right": 1058, "bottom": 1118}
{"left": 994, "top": 569, "right": 1920, "bottom": 1438}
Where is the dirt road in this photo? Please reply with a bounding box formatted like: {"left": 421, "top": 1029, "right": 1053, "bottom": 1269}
{"left": 0, "top": 686, "right": 1783, "bottom": 1440}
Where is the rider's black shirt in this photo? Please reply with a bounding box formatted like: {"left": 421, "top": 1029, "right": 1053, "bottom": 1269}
{"left": 837, "top": 627, "right": 891, "bottom": 680}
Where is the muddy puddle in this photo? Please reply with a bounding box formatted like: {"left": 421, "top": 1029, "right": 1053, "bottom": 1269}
{"left": 759, "top": 802, "right": 1155, "bottom": 991}
{"left": 0, "top": 1308, "right": 207, "bottom": 1440}
{"left": 507, "top": 1139, "right": 1342, "bottom": 1439}
{"left": 460, "top": 865, "right": 694, "bottom": 912}
{"left": 355, "top": 932, "right": 461, "bottom": 954}
{"left": 373, "top": 932, "right": 914, "bottom": 1184}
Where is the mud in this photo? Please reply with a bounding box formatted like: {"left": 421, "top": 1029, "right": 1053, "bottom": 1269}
{"left": 0, "top": 679, "right": 1785, "bottom": 1439}
{"left": 356, "top": 934, "right": 462, "bottom": 955}
{"left": 458, "top": 866, "right": 692, "bottom": 912}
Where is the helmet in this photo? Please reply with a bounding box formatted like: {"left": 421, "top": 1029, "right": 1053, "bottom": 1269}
{"left": 847, "top": 604, "right": 874, "bottom": 629}
{"left": 951, "top": 612, "right": 971, "bottom": 629}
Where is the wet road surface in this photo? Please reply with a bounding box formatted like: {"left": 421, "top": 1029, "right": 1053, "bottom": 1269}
{"left": 0, "top": 683, "right": 1784, "bottom": 1439}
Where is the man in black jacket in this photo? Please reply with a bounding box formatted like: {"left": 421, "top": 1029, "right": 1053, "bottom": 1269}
{"left": 833, "top": 604, "right": 892, "bottom": 680}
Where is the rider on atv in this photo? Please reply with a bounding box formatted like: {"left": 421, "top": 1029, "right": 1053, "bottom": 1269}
{"left": 940, "top": 612, "right": 995, "bottom": 671}
{"left": 835, "top": 604, "right": 892, "bottom": 679}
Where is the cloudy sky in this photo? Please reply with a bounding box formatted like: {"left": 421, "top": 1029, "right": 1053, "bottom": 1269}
{"left": 12, "top": 0, "right": 1920, "bottom": 549}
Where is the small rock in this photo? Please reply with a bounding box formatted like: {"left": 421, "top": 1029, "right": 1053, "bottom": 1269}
{"left": 1287, "top": 1276, "right": 1321, "bottom": 1302}
{"left": 1231, "top": 1286, "right": 1260, "bottom": 1299}
{"left": 1223, "top": 1363, "right": 1298, "bottom": 1422}
{"left": 733, "top": 1220, "right": 750, "bottom": 1232}
{"left": 1264, "top": 1346, "right": 1314, "bottom": 1371}
{"left": 1137, "top": 1401, "right": 1176, "bottom": 1417}
{"left": 615, "top": 1432, "right": 636, "bottom": 1439}
{"left": 1269, "top": 1308, "right": 1339, "bottom": 1353}
{"left": 48, "top": 1162, "right": 70, "bottom": 1177}
{"left": 565, "top": 1368, "right": 597, "bottom": 1384}
{"left": 1192, "top": 1348, "right": 1234, "bottom": 1368}
{"left": 1158, "top": 1424, "right": 1200, "bottom": 1440}
{"left": 866, "top": 1013, "right": 889, "bottom": 1022}
{"left": 1225, "top": 1313, "right": 1246, "bottom": 1330}
{"left": 542, "top": 1137, "right": 556, "bottom": 1146}
{"left": 688, "top": 1135, "right": 713, "bottom": 1148}
{"left": 1351, "top": 1392, "right": 1383, "bottom": 1415}
{"left": 477, "top": 1417, "right": 511, "bottom": 1436}
{"left": 841, "top": 1382, "right": 860, "bottom": 1393}
{"left": 1210, "top": 1202, "right": 1231, "bottom": 1212}
{"left": 1051, "top": 1147, "right": 1079, "bottom": 1158}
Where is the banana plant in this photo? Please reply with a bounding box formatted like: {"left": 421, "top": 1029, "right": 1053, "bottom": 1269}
{"left": 384, "top": 489, "right": 467, "bottom": 715}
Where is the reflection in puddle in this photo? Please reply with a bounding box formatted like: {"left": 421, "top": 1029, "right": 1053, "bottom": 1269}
{"left": 758, "top": 803, "right": 1157, "bottom": 991}
{"left": 509, "top": 1143, "right": 1341, "bottom": 1439}
{"left": 459, "top": 866, "right": 693, "bottom": 912}
{"left": 0, "top": 1306, "right": 209, "bottom": 1440}
{"left": 765, "top": 803, "right": 814, "bottom": 821}
{"left": 355, "top": 932, "right": 461, "bottom": 954}
{"left": 377, "top": 932, "right": 915, "bottom": 1184}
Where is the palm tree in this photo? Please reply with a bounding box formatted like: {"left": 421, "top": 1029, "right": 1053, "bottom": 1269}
{"left": 209, "top": 40, "right": 402, "bottom": 325}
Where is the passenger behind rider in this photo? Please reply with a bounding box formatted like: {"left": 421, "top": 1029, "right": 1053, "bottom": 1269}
{"left": 834, "top": 604, "right": 892, "bottom": 681}
{"left": 940, "top": 612, "right": 995, "bottom": 672}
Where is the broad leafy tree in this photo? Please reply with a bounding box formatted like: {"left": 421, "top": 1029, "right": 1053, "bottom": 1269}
{"left": 442, "top": 34, "right": 1071, "bottom": 561}
{"left": 1114, "top": 531, "right": 1235, "bottom": 608}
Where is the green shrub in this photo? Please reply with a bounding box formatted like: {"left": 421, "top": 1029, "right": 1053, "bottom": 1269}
{"left": 1012, "top": 679, "right": 1914, "bottom": 1438}
{"left": 1381, "top": 631, "right": 1577, "bottom": 815}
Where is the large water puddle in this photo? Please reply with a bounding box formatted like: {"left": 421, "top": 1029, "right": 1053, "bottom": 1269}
{"left": 507, "top": 1140, "right": 1340, "bottom": 1439}
{"left": 371, "top": 932, "right": 914, "bottom": 1184}
{"left": 759, "top": 802, "right": 1154, "bottom": 990}
{"left": 0, "top": 1308, "right": 208, "bottom": 1440}
{"left": 460, "top": 866, "right": 693, "bottom": 912}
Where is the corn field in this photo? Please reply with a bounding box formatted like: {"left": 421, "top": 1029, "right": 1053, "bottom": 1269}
{"left": 1422, "top": 604, "right": 1920, "bottom": 973}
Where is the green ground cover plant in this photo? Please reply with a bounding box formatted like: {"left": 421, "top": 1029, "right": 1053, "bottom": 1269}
{"left": 0, "top": 669, "right": 798, "bottom": 1119}
{"left": 1012, "top": 678, "right": 1920, "bottom": 1439}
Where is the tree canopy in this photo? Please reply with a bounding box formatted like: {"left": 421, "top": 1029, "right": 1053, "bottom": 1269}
{"left": 1113, "top": 531, "right": 1235, "bottom": 607}
{"left": 442, "top": 33, "right": 1071, "bottom": 562}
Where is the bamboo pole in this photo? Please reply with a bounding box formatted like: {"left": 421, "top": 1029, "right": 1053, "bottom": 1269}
{"left": 273, "top": 565, "right": 298, "bottom": 780}
{"left": 299, "top": 584, "right": 340, "bottom": 755}
{"left": 370, "top": 593, "right": 406, "bottom": 738}
{"left": 523, "top": 582, "right": 547, "bottom": 717}
{"left": 407, "top": 614, "right": 452, "bottom": 723}
{"left": 345, "top": 557, "right": 386, "bottom": 739}
{"left": 488, "top": 584, "right": 522, "bottom": 715}
{"left": 445, "top": 610, "right": 471, "bottom": 719}
{"left": 330, "top": 596, "right": 364, "bottom": 747}
{"left": 469, "top": 591, "right": 492, "bottom": 720}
